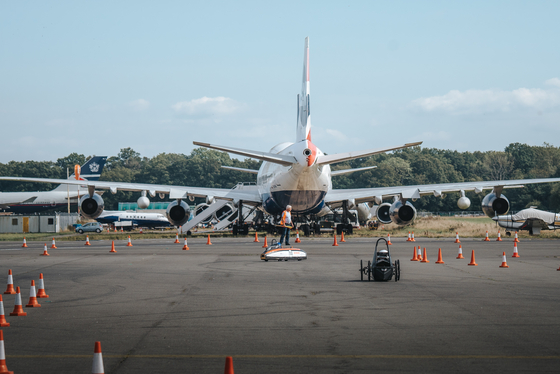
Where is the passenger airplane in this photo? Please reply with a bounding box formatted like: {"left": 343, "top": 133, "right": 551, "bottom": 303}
{"left": 0, "top": 156, "right": 107, "bottom": 214}
{"left": 96, "top": 210, "right": 171, "bottom": 228}
{"left": 2, "top": 38, "right": 560, "bottom": 231}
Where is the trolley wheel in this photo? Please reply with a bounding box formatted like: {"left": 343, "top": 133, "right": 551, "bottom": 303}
{"left": 367, "top": 260, "right": 371, "bottom": 281}
{"left": 395, "top": 260, "right": 400, "bottom": 282}
{"left": 360, "top": 260, "right": 364, "bottom": 281}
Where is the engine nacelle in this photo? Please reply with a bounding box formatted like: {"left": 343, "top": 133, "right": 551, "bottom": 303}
{"left": 137, "top": 196, "right": 150, "bottom": 209}
{"left": 376, "top": 203, "right": 392, "bottom": 224}
{"left": 482, "top": 193, "right": 510, "bottom": 218}
{"left": 79, "top": 193, "right": 104, "bottom": 219}
{"left": 389, "top": 200, "right": 417, "bottom": 226}
{"left": 166, "top": 200, "right": 191, "bottom": 227}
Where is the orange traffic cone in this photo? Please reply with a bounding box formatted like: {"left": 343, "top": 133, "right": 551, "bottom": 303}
{"left": 500, "top": 252, "right": 509, "bottom": 268}
{"left": 50, "top": 237, "right": 57, "bottom": 249}
{"left": 126, "top": 236, "right": 133, "bottom": 247}
{"left": 496, "top": 231, "right": 502, "bottom": 241}
{"left": 435, "top": 248, "right": 444, "bottom": 264}
{"left": 483, "top": 231, "right": 490, "bottom": 241}
{"left": 110, "top": 241, "right": 117, "bottom": 253}
{"left": 22, "top": 237, "right": 28, "bottom": 248}
{"left": 114, "top": 227, "right": 117, "bottom": 233}
{"left": 224, "top": 356, "right": 234, "bottom": 374}
{"left": 340, "top": 231, "right": 346, "bottom": 243}
{"left": 295, "top": 231, "right": 301, "bottom": 243}
{"left": 262, "top": 235, "right": 268, "bottom": 248}
{"left": 139, "top": 227, "right": 143, "bottom": 234}
{"left": 0, "top": 330, "right": 14, "bottom": 374}
{"left": 512, "top": 242, "right": 520, "bottom": 258}
{"left": 41, "top": 244, "right": 50, "bottom": 256}
{"left": 206, "top": 235, "right": 212, "bottom": 245}
{"left": 456, "top": 245, "right": 464, "bottom": 259}
{"left": 421, "top": 247, "right": 430, "bottom": 263}
{"left": 410, "top": 246, "right": 418, "bottom": 261}
{"left": 411, "top": 232, "right": 416, "bottom": 242}
{"left": 514, "top": 231, "right": 520, "bottom": 243}
{"left": 85, "top": 235, "right": 91, "bottom": 246}
{"left": 36, "top": 273, "right": 49, "bottom": 298}
{"left": 332, "top": 233, "right": 339, "bottom": 247}
{"left": 10, "top": 287, "right": 26, "bottom": 316}
{"left": 92, "top": 341, "right": 105, "bottom": 374}
{"left": 254, "top": 232, "right": 260, "bottom": 243}
{"left": 387, "top": 234, "right": 392, "bottom": 245}
{"left": 557, "top": 265, "right": 560, "bottom": 271}
{"left": 454, "top": 232, "right": 461, "bottom": 243}
{"left": 25, "top": 280, "right": 41, "bottom": 308}
{"left": 0, "top": 296, "right": 9, "bottom": 327}
{"left": 3, "top": 270, "right": 15, "bottom": 295}
{"left": 468, "top": 250, "right": 478, "bottom": 266}
{"left": 417, "top": 246, "right": 423, "bottom": 261}
{"left": 182, "top": 237, "right": 189, "bottom": 250}
{"left": 174, "top": 233, "right": 180, "bottom": 244}
{"left": 407, "top": 232, "right": 412, "bottom": 241}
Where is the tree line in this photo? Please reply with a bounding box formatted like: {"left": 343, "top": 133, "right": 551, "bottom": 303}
{"left": 1, "top": 143, "right": 559, "bottom": 212}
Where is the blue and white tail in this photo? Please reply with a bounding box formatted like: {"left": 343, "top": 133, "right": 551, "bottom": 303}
{"left": 297, "top": 37, "right": 311, "bottom": 142}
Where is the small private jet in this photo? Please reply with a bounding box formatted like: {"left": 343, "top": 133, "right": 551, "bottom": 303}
{"left": 493, "top": 207, "right": 560, "bottom": 235}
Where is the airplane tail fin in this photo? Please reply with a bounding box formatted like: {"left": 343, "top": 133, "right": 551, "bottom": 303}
{"left": 52, "top": 156, "right": 107, "bottom": 192}
{"left": 296, "top": 37, "right": 311, "bottom": 143}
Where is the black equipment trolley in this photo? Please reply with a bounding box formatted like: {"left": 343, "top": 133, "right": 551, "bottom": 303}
{"left": 359, "top": 238, "right": 400, "bottom": 281}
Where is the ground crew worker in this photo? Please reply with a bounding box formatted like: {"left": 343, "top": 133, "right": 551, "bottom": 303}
{"left": 279, "top": 205, "right": 292, "bottom": 246}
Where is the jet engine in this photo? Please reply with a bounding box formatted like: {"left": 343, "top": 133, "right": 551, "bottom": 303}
{"left": 389, "top": 200, "right": 417, "bottom": 226}
{"left": 481, "top": 193, "right": 510, "bottom": 218}
{"left": 166, "top": 200, "right": 191, "bottom": 227}
{"left": 79, "top": 193, "right": 104, "bottom": 219}
{"left": 376, "top": 203, "right": 392, "bottom": 224}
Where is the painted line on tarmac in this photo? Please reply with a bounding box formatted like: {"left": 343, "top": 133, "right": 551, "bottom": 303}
{"left": 7, "top": 354, "right": 560, "bottom": 359}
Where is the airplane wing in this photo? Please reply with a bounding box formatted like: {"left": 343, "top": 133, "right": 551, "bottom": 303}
{"left": 0, "top": 177, "right": 262, "bottom": 204}
{"left": 325, "top": 177, "right": 560, "bottom": 204}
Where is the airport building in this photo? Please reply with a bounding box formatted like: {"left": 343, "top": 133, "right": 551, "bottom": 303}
{"left": 0, "top": 213, "right": 80, "bottom": 233}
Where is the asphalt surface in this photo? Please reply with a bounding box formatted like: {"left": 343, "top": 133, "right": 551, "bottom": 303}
{"left": 0, "top": 235, "right": 559, "bottom": 373}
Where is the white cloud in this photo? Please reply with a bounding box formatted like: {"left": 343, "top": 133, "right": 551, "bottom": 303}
{"left": 545, "top": 77, "right": 560, "bottom": 88}
{"left": 412, "top": 80, "right": 560, "bottom": 114}
{"left": 129, "top": 99, "right": 150, "bottom": 111}
{"left": 172, "top": 96, "right": 242, "bottom": 116}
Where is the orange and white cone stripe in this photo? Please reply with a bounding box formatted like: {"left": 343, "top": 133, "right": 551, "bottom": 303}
{"left": 387, "top": 234, "right": 392, "bottom": 245}
{"left": 483, "top": 231, "right": 490, "bottom": 241}
{"left": 512, "top": 242, "right": 520, "bottom": 258}
{"left": 22, "top": 237, "right": 28, "bottom": 248}
{"left": 3, "top": 270, "right": 15, "bottom": 295}
{"left": 182, "top": 238, "right": 189, "bottom": 250}
{"left": 50, "top": 237, "right": 57, "bottom": 249}
{"left": 454, "top": 232, "right": 461, "bottom": 243}
{"left": 499, "top": 252, "right": 509, "bottom": 268}
{"left": 411, "top": 232, "right": 416, "bottom": 241}
{"left": 92, "top": 341, "right": 105, "bottom": 374}
{"left": 174, "top": 233, "right": 180, "bottom": 244}
{"left": 0, "top": 330, "right": 14, "bottom": 374}
{"left": 25, "top": 280, "right": 41, "bottom": 308}
{"left": 36, "top": 273, "right": 49, "bottom": 298}
{"left": 9, "top": 287, "right": 26, "bottom": 316}
{"left": 41, "top": 244, "right": 50, "bottom": 256}
{"left": 456, "top": 245, "right": 464, "bottom": 259}
{"left": 496, "top": 231, "right": 502, "bottom": 241}
{"left": 295, "top": 232, "right": 301, "bottom": 243}
{"left": 514, "top": 231, "right": 520, "bottom": 242}
{"left": 0, "top": 296, "right": 9, "bottom": 327}
{"left": 85, "top": 235, "right": 91, "bottom": 246}
{"left": 407, "top": 232, "right": 412, "bottom": 241}
{"left": 126, "top": 236, "right": 133, "bottom": 247}
{"left": 416, "top": 246, "right": 422, "bottom": 261}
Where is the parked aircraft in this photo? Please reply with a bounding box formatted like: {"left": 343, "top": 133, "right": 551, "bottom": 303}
{"left": 2, "top": 38, "right": 560, "bottom": 234}
{"left": 493, "top": 208, "right": 560, "bottom": 235}
{"left": 95, "top": 210, "right": 171, "bottom": 228}
{"left": 0, "top": 156, "right": 107, "bottom": 214}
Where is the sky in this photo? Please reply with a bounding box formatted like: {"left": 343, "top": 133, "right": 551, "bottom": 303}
{"left": 1, "top": 1, "right": 559, "bottom": 163}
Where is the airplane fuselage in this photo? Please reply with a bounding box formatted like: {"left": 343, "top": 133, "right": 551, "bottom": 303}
{"left": 256, "top": 140, "right": 332, "bottom": 215}
{"left": 96, "top": 210, "right": 171, "bottom": 227}
{"left": 0, "top": 190, "right": 85, "bottom": 213}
